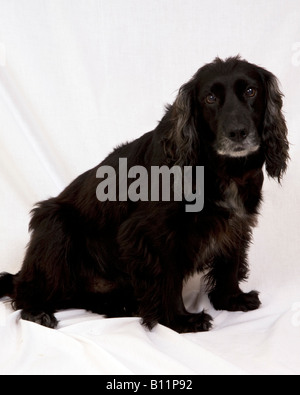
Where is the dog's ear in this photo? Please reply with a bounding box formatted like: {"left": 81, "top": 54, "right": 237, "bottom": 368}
{"left": 163, "top": 79, "right": 199, "bottom": 166}
{"left": 261, "top": 71, "right": 289, "bottom": 182}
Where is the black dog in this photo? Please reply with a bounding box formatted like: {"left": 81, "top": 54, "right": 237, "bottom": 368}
{"left": 0, "top": 56, "right": 289, "bottom": 333}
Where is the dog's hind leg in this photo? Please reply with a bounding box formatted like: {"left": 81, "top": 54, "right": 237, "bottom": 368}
{"left": 20, "top": 309, "right": 58, "bottom": 328}
{"left": 11, "top": 199, "right": 80, "bottom": 328}
{"left": 118, "top": 213, "right": 213, "bottom": 333}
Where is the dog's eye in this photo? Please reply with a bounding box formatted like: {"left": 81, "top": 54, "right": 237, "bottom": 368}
{"left": 245, "top": 87, "right": 257, "bottom": 97}
{"left": 205, "top": 94, "right": 217, "bottom": 104}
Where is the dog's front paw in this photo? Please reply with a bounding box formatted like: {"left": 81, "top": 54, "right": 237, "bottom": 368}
{"left": 210, "top": 290, "right": 261, "bottom": 312}
{"left": 169, "top": 311, "right": 213, "bottom": 333}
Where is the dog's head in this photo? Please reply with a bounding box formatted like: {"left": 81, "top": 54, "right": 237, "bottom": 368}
{"left": 164, "top": 56, "right": 289, "bottom": 181}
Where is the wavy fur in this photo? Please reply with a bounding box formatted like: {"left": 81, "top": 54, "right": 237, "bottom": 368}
{"left": 0, "top": 57, "right": 289, "bottom": 332}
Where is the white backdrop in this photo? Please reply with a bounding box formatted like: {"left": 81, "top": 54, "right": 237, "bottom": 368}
{"left": 0, "top": 0, "right": 300, "bottom": 375}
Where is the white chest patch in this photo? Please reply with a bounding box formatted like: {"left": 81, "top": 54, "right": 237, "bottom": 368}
{"left": 217, "top": 181, "right": 246, "bottom": 218}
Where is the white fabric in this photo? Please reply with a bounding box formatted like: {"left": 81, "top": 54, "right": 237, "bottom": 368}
{"left": 0, "top": 0, "right": 300, "bottom": 375}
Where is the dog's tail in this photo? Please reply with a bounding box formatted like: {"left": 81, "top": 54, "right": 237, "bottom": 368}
{"left": 0, "top": 272, "right": 16, "bottom": 298}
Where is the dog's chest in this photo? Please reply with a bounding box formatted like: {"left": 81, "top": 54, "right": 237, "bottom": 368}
{"left": 195, "top": 180, "right": 251, "bottom": 268}
{"left": 217, "top": 180, "right": 246, "bottom": 218}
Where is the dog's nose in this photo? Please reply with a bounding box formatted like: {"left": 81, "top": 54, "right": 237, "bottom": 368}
{"left": 227, "top": 129, "right": 248, "bottom": 142}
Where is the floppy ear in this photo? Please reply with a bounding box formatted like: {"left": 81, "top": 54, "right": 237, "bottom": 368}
{"left": 163, "top": 79, "right": 199, "bottom": 166}
{"left": 262, "top": 71, "right": 289, "bottom": 182}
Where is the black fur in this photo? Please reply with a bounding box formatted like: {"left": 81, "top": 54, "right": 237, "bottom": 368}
{"left": 0, "top": 57, "right": 289, "bottom": 332}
